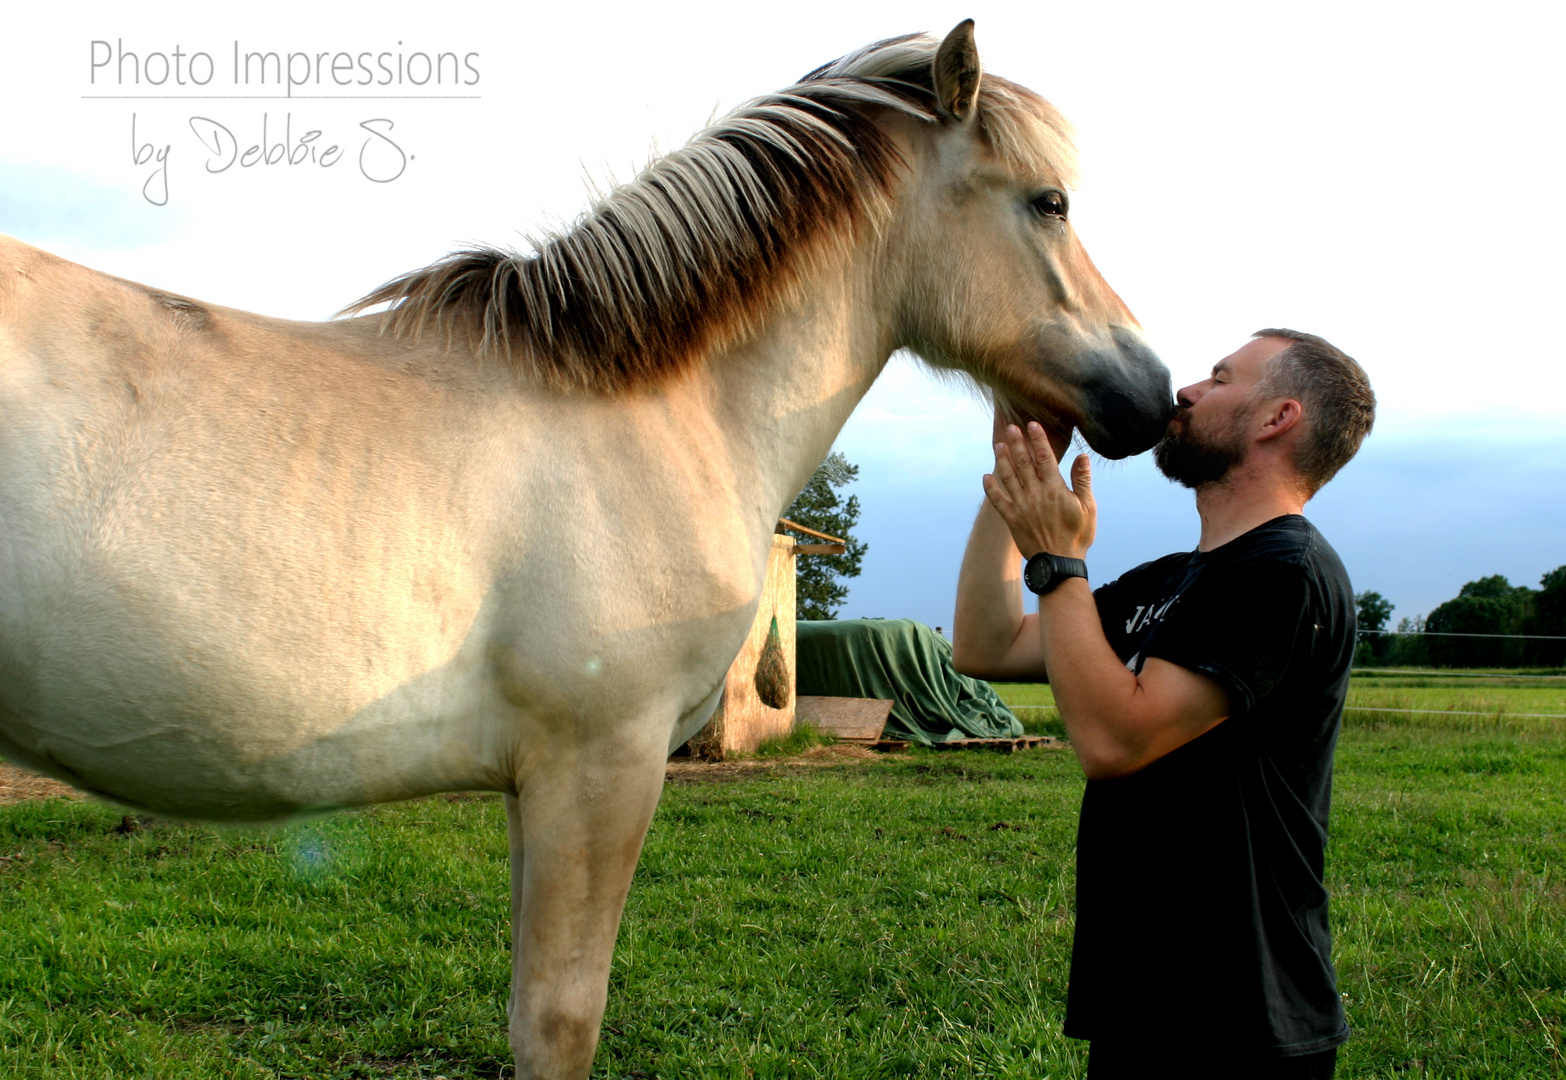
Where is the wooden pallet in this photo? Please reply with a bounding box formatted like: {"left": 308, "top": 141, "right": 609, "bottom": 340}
{"left": 872, "top": 735, "right": 1059, "bottom": 754}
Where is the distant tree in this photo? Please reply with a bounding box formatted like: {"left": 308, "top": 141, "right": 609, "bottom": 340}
{"left": 1354, "top": 591, "right": 1395, "bottom": 664}
{"left": 1425, "top": 575, "right": 1535, "bottom": 668}
{"left": 1524, "top": 565, "right": 1566, "bottom": 667}
{"left": 1385, "top": 614, "right": 1429, "bottom": 667}
{"left": 784, "top": 452, "right": 868, "bottom": 620}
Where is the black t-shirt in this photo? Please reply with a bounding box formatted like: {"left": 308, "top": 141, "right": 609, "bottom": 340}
{"left": 1062, "top": 515, "right": 1354, "bottom": 1055}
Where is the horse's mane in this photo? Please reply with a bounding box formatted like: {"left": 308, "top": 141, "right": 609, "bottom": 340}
{"left": 343, "top": 33, "right": 1077, "bottom": 393}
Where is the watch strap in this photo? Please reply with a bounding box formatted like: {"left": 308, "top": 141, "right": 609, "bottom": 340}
{"left": 1024, "top": 552, "right": 1088, "bottom": 595}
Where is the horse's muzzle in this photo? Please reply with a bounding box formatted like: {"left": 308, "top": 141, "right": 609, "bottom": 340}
{"left": 1075, "top": 329, "right": 1175, "bottom": 460}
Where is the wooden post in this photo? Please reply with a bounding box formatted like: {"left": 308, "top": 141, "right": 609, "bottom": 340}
{"left": 687, "top": 534, "right": 796, "bottom": 759}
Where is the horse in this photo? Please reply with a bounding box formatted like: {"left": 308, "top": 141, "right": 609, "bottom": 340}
{"left": 0, "top": 22, "right": 1170, "bottom": 1078}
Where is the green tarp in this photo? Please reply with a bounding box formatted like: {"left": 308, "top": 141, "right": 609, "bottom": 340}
{"left": 795, "top": 619, "right": 1023, "bottom": 745}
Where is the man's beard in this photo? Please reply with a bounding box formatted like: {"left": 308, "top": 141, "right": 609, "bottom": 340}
{"left": 1154, "top": 409, "right": 1248, "bottom": 489}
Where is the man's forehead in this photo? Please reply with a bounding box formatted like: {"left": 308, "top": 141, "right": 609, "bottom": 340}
{"left": 1217, "top": 336, "right": 1288, "bottom": 376}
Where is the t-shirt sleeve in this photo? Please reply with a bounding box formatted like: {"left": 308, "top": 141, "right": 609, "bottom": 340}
{"left": 1142, "top": 558, "right": 1311, "bottom": 714}
{"left": 1093, "top": 574, "right": 1135, "bottom": 660}
{"left": 1093, "top": 556, "right": 1178, "bottom": 663}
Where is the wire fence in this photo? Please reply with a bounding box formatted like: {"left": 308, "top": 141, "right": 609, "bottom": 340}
{"left": 1008, "top": 702, "right": 1566, "bottom": 719}
{"left": 998, "top": 631, "right": 1566, "bottom": 724}
{"left": 1346, "top": 706, "right": 1566, "bottom": 719}
{"left": 1352, "top": 668, "right": 1566, "bottom": 680}
{"left": 1358, "top": 629, "right": 1566, "bottom": 641}
{"left": 1005, "top": 656, "right": 1566, "bottom": 721}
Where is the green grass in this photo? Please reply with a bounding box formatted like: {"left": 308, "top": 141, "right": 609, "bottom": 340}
{"left": 1345, "top": 671, "right": 1566, "bottom": 729}
{"left": 991, "top": 682, "right": 1065, "bottom": 738}
{"left": 0, "top": 795, "right": 516, "bottom": 1079}
{"left": 751, "top": 721, "right": 836, "bottom": 758}
{"left": 2, "top": 681, "right": 1565, "bottom": 1078}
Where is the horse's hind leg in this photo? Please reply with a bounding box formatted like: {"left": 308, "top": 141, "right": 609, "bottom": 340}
{"left": 503, "top": 735, "right": 667, "bottom": 1079}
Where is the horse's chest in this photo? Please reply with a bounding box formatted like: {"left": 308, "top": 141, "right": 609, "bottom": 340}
{"left": 485, "top": 440, "right": 767, "bottom": 713}
{"left": 484, "top": 540, "right": 762, "bottom": 725}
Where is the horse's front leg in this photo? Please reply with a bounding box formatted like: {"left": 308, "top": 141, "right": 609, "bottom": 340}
{"left": 503, "top": 729, "right": 667, "bottom": 1080}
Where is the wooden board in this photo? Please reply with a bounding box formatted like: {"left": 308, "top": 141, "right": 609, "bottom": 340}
{"left": 795, "top": 696, "right": 893, "bottom": 743}
{"left": 872, "top": 736, "right": 1060, "bottom": 754}
{"left": 687, "top": 534, "right": 796, "bottom": 759}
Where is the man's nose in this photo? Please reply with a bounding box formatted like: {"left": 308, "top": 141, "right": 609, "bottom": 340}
{"left": 1175, "top": 384, "right": 1200, "bottom": 408}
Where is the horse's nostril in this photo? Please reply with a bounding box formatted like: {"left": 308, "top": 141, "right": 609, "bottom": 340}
{"left": 1098, "top": 389, "right": 1137, "bottom": 425}
{"left": 1078, "top": 368, "right": 1176, "bottom": 459}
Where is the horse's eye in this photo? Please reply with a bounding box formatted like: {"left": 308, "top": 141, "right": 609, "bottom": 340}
{"left": 1032, "top": 192, "right": 1068, "bottom": 219}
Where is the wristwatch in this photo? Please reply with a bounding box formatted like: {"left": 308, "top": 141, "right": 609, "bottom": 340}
{"left": 1023, "top": 552, "right": 1087, "bottom": 595}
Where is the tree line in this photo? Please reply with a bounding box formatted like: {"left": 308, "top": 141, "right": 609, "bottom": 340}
{"left": 787, "top": 452, "right": 1566, "bottom": 671}
{"left": 1356, "top": 566, "right": 1566, "bottom": 668}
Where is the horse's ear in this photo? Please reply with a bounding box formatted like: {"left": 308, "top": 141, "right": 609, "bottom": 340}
{"left": 933, "top": 19, "right": 982, "bottom": 123}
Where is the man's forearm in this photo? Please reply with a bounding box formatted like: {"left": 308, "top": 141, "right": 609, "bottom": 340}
{"left": 1038, "top": 580, "right": 1229, "bottom": 779}
{"left": 1036, "top": 579, "right": 1144, "bottom": 773}
{"left": 952, "top": 500, "right": 1042, "bottom": 679}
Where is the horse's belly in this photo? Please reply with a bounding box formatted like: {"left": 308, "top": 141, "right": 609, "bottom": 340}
{"left": 0, "top": 520, "right": 512, "bottom": 821}
{"left": 0, "top": 623, "right": 506, "bottom": 820}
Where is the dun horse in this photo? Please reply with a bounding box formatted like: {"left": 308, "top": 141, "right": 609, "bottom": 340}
{"left": 0, "top": 23, "right": 1171, "bottom": 1078}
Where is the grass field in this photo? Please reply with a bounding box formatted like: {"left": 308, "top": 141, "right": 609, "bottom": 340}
{"left": 2, "top": 676, "right": 1564, "bottom": 1078}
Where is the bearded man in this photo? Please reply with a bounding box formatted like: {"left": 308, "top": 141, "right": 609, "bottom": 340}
{"left": 953, "top": 329, "right": 1375, "bottom": 1078}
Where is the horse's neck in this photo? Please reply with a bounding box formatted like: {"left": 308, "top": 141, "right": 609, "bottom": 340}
{"left": 700, "top": 254, "right": 893, "bottom": 538}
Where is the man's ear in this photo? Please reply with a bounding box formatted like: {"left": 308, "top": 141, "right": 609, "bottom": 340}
{"left": 933, "top": 19, "right": 982, "bottom": 123}
{"left": 1255, "top": 398, "right": 1304, "bottom": 442}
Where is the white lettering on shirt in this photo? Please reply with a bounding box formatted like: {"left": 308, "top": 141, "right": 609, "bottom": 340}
{"left": 1126, "top": 593, "right": 1182, "bottom": 635}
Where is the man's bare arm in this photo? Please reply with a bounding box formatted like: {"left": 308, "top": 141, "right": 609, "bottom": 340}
{"left": 952, "top": 410, "right": 1073, "bottom": 680}
{"left": 951, "top": 499, "right": 1046, "bottom": 680}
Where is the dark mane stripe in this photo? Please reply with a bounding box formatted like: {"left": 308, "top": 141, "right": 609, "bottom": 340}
{"left": 343, "top": 34, "right": 1074, "bottom": 393}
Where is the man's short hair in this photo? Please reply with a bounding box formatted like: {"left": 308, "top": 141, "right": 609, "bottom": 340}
{"left": 1252, "top": 328, "right": 1375, "bottom": 494}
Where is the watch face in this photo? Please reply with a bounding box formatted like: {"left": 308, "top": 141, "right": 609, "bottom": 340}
{"left": 1025, "top": 554, "right": 1053, "bottom": 594}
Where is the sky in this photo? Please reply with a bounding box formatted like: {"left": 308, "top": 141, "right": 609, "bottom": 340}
{"left": 3, "top": 0, "right": 1563, "bottom": 632}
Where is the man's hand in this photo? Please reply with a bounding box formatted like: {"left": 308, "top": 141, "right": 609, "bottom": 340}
{"left": 982, "top": 417, "right": 1096, "bottom": 560}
